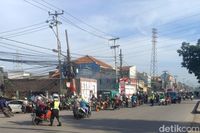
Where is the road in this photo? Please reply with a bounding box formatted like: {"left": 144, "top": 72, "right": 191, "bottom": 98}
{"left": 0, "top": 100, "right": 197, "bottom": 133}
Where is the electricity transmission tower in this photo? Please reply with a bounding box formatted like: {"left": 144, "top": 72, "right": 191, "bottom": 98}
{"left": 150, "top": 28, "right": 158, "bottom": 91}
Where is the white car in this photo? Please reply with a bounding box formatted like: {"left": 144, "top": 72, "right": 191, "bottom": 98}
{"left": 7, "top": 100, "right": 26, "bottom": 113}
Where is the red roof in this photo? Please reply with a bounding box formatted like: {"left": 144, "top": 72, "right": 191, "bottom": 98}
{"left": 74, "top": 55, "right": 113, "bottom": 69}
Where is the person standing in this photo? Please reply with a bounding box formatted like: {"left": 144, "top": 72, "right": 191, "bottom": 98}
{"left": 49, "top": 96, "right": 61, "bottom": 126}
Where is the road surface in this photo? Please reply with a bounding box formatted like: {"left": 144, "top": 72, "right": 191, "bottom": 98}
{"left": 0, "top": 100, "right": 197, "bottom": 133}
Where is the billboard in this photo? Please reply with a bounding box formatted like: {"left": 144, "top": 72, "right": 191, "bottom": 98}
{"left": 129, "top": 66, "right": 136, "bottom": 78}
{"left": 79, "top": 78, "right": 97, "bottom": 102}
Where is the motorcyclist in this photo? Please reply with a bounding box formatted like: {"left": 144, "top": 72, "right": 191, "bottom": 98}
{"left": 177, "top": 93, "right": 182, "bottom": 103}
{"left": 150, "top": 92, "right": 155, "bottom": 106}
{"left": 80, "top": 98, "right": 89, "bottom": 114}
{"left": 131, "top": 94, "right": 137, "bottom": 107}
{"left": 0, "top": 98, "right": 7, "bottom": 110}
{"left": 0, "top": 97, "right": 13, "bottom": 117}
{"left": 113, "top": 95, "right": 120, "bottom": 109}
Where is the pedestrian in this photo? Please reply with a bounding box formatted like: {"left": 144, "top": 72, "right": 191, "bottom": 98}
{"left": 49, "top": 96, "right": 62, "bottom": 126}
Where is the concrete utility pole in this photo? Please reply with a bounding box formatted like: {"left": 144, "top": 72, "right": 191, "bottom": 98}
{"left": 65, "top": 30, "right": 75, "bottom": 95}
{"left": 119, "top": 49, "right": 123, "bottom": 78}
{"left": 109, "top": 37, "right": 120, "bottom": 84}
{"left": 65, "top": 30, "right": 72, "bottom": 78}
{"left": 48, "top": 10, "right": 64, "bottom": 94}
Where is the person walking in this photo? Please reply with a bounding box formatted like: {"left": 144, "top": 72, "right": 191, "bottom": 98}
{"left": 49, "top": 96, "right": 62, "bottom": 126}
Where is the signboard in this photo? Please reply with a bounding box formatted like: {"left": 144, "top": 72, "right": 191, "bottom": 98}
{"left": 80, "top": 78, "right": 97, "bottom": 102}
{"left": 129, "top": 66, "right": 136, "bottom": 78}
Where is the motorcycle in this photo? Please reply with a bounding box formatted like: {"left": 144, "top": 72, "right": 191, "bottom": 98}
{"left": 31, "top": 109, "right": 51, "bottom": 125}
{"left": 182, "top": 95, "right": 186, "bottom": 100}
{"left": 1, "top": 107, "right": 14, "bottom": 117}
{"left": 112, "top": 98, "right": 120, "bottom": 110}
{"left": 190, "top": 95, "right": 194, "bottom": 100}
{"left": 165, "top": 96, "right": 171, "bottom": 105}
{"left": 31, "top": 103, "right": 51, "bottom": 125}
{"left": 73, "top": 100, "right": 91, "bottom": 119}
{"left": 132, "top": 100, "right": 137, "bottom": 107}
{"left": 158, "top": 98, "right": 166, "bottom": 105}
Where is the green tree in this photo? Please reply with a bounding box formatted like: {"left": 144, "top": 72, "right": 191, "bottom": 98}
{"left": 177, "top": 39, "right": 200, "bottom": 83}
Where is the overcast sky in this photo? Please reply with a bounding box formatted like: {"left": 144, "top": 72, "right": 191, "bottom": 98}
{"left": 0, "top": 0, "right": 200, "bottom": 87}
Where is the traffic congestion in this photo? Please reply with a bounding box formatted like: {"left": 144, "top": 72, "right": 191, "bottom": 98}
{"left": 0, "top": 90, "right": 195, "bottom": 126}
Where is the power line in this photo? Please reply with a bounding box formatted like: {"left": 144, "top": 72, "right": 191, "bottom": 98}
{"left": 0, "top": 37, "right": 53, "bottom": 51}
{"left": 60, "top": 16, "right": 109, "bottom": 40}
{"left": 3, "top": 26, "right": 49, "bottom": 38}
{"left": 23, "top": 0, "right": 49, "bottom": 12}
{"left": 24, "top": 0, "right": 111, "bottom": 40}
{"left": 0, "top": 41, "right": 53, "bottom": 55}
{"left": 0, "top": 22, "right": 46, "bottom": 35}
{"left": 37, "top": 0, "right": 116, "bottom": 38}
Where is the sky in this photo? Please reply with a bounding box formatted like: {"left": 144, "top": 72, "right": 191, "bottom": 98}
{"left": 0, "top": 0, "right": 200, "bottom": 87}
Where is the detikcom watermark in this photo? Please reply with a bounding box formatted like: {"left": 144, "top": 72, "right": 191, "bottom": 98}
{"left": 159, "top": 124, "right": 200, "bottom": 133}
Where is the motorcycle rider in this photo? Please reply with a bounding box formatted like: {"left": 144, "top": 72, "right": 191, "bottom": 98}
{"left": 80, "top": 98, "right": 89, "bottom": 114}
{"left": 131, "top": 94, "right": 137, "bottom": 107}
{"left": 150, "top": 92, "right": 155, "bottom": 106}
{"left": 0, "top": 97, "right": 13, "bottom": 117}
{"left": 49, "top": 96, "right": 61, "bottom": 126}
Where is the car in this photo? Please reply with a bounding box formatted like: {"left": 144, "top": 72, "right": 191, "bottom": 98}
{"left": 7, "top": 100, "right": 26, "bottom": 113}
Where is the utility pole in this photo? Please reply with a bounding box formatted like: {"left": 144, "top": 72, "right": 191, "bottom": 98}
{"left": 119, "top": 49, "right": 123, "bottom": 78}
{"left": 65, "top": 30, "right": 75, "bottom": 95}
{"left": 109, "top": 37, "right": 120, "bottom": 84}
{"left": 150, "top": 28, "right": 157, "bottom": 91}
{"left": 48, "top": 10, "right": 64, "bottom": 94}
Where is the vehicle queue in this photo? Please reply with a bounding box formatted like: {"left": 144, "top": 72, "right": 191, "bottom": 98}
{"left": 0, "top": 90, "right": 195, "bottom": 126}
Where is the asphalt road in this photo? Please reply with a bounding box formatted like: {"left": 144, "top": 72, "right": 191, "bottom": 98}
{"left": 0, "top": 100, "right": 197, "bottom": 133}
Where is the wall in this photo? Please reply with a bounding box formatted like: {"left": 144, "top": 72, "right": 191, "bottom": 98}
{"left": 4, "top": 78, "right": 60, "bottom": 98}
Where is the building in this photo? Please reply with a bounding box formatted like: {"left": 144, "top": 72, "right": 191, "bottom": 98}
{"left": 137, "top": 72, "right": 151, "bottom": 93}
{"left": 160, "top": 71, "right": 176, "bottom": 92}
{"left": 74, "top": 55, "right": 116, "bottom": 91}
{"left": 119, "top": 66, "right": 138, "bottom": 96}
{"left": 7, "top": 70, "right": 31, "bottom": 79}
{"left": 120, "top": 66, "right": 137, "bottom": 78}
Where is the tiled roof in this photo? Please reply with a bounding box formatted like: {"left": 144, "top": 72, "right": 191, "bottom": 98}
{"left": 121, "top": 66, "right": 131, "bottom": 71}
{"left": 74, "top": 55, "right": 113, "bottom": 69}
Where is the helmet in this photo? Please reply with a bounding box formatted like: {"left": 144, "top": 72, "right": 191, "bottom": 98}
{"left": 53, "top": 96, "right": 59, "bottom": 101}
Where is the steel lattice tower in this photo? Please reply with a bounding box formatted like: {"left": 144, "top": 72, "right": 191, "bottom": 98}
{"left": 150, "top": 28, "right": 157, "bottom": 81}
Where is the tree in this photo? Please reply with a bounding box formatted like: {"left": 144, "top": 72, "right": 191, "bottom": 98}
{"left": 177, "top": 39, "right": 200, "bottom": 83}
